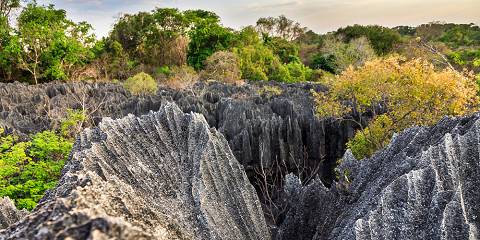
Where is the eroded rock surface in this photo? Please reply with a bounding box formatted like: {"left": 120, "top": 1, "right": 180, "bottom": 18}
{"left": 0, "top": 103, "right": 270, "bottom": 239}
{"left": 0, "top": 81, "right": 357, "bottom": 183}
{"left": 0, "top": 198, "right": 27, "bottom": 230}
{"left": 277, "top": 114, "right": 480, "bottom": 240}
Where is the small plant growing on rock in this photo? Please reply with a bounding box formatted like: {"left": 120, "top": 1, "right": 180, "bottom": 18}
{"left": 60, "top": 109, "right": 87, "bottom": 140}
{"left": 124, "top": 72, "right": 158, "bottom": 96}
{"left": 256, "top": 85, "right": 283, "bottom": 98}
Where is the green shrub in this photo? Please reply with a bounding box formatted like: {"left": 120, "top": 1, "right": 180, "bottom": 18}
{"left": 346, "top": 115, "right": 394, "bottom": 159}
{"left": 234, "top": 44, "right": 313, "bottom": 83}
{"left": 124, "top": 72, "right": 158, "bottom": 95}
{"left": 0, "top": 129, "right": 72, "bottom": 210}
{"left": 285, "top": 61, "right": 313, "bottom": 83}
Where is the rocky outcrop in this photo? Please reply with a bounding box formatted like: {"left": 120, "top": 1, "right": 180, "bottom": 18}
{"left": 277, "top": 114, "right": 480, "bottom": 240}
{"left": 0, "top": 198, "right": 27, "bottom": 230}
{"left": 0, "top": 81, "right": 357, "bottom": 183}
{"left": 0, "top": 103, "right": 270, "bottom": 239}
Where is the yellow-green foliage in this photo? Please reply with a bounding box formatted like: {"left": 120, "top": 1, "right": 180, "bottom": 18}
{"left": 315, "top": 56, "right": 479, "bottom": 159}
{"left": 0, "top": 128, "right": 72, "bottom": 210}
{"left": 124, "top": 72, "right": 158, "bottom": 95}
{"left": 257, "top": 85, "right": 283, "bottom": 97}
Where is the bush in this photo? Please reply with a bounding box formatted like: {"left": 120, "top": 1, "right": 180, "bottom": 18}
{"left": 0, "top": 129, "right": 72, "bottom": 210}
{"left": 234, "top": 44, "right": 276, "bottom": 81}
{"left": 234, "top": 44, "right": 313, "bottom": 83}
{"left": 285, "top": 61, "right": 313, "bottom": 83}
{"left": 315, "top": 56, "right": 479, "bottom": 159}
{"left": 163, "top": 65, "right": 199, "bottom": 89}
{"left": 201, "top": 51, "right": 241, "bottom": 83}
{"left": 335, "top": 25, "right": 402, "bottom": 55}
{"left": 313, "top": 36, "right": 376, "bottom": 73}
{"left": 346, "top": 115, "right": 394, "bottom": 159}
{"left": 124, "top": 72, "right": 158, "bottom": 95}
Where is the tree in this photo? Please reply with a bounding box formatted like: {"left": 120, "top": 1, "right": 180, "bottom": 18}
{"left": 0, "top": 0, "right": 19, "bottom": 20}
{"left": 6, "top": 3, "right": 96, "bottom": 83}
{"left": 187, "top": 18, "right": 235, "bottom": 69}
{"left": 256, "top": 15, "right": 306, "bottom": 41}
{"left": 110, "top": 8, "right": 190, "bottom": 67}
{"left": 314, "top": 56, "right": 478, "bottom": 159}
{"left": 123, "top": 72, "right": 158, "bottom": 96}
{"left": 311, "top": 36, "right": 376, "bottom": 73}
{"left": 265, "top": 37, "right": 300, "bottom": 64}
{"left": 336, "top": 25, "right": 402, "bottom": 55}
{"left": 201, "top": 51, "right": 241, "bottom": 83}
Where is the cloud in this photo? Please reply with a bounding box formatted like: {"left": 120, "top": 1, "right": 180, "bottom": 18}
{"left": 247, "top": 1, "right": 302, "bottom": 11}
{"left": 33, "top": 0, "right": 480, "bottom": 37}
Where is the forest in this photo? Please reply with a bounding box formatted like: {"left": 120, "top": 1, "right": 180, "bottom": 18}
{"left": 1, "top": 0, "right": 480, "bottom": 214}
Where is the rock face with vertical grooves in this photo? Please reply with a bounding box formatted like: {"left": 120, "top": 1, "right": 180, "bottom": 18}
{"left": 0, "top": 81, "right": 358, "bottom": 183}
{"left": 277, "top": 114, "right": 480, "bottom": 240}
{"left": 0, "top": 103, "right": 270, "bottom": 239}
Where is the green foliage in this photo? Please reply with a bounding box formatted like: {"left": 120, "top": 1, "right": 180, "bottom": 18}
{"left": 60, "top": 109, "right": 87, "bottom": 139}
{"left": 3, "top": 3, "right": 97, "bottom": 83}
{"left": 311, "top": 54, "right": 337, "bottom": 73}
{"left": 438, "top": 23, "right": 480, "bottom": 48}
{"left": 187, "top": 19, "right": 236, "bottom": 69}
{"left": 110, "top": 8, "right": 191, "bottom": 67}
{"left": 448, "top": 49, "right": 480, "bottom": 71}
{"left": 336, "top": 25, "right": 402, "bottom": 55}
{"left": 234, "top": 43, "right": 313, "bottom": 83}
{"left": 346, "top": 115, "right": 394, "bottom": 159}
{"left": 285, "top": 61, "right": 313, "bottom": 83}
{"left": 234, "top": 44, "right": 276, "bottom": 81}
{"left": 124, "top": 72, "right": 158, "bottom": 95}
{"left": 265, "top": 37, "right": 300, "bottom": 64}
{"left": 235, "top": 26, "right": 261, "bottom": 47}
{"left": 156, "top": 66, "right": 172, "bottom": 76}
{"left": 0, "top": 128, "right": 72, "bottom": 210}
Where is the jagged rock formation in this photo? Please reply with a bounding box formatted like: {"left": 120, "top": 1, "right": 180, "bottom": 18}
{"left": 0, "top": 198, "right": 27, "bottom": 230}
{"left": 276, "top": 114, "right": 480, "bottom": 240}
{"left": 0, "top": 81, "right": 357, "bottom": 183}
{"left": 0, "top": 103, "right": 270, "bottom": 239}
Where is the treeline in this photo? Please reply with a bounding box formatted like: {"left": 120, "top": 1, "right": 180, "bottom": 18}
{"left": 1, "top": 1, "right": 479, "bottom": 85}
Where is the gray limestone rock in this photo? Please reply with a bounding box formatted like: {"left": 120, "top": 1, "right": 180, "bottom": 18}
{"left": 0, "top": 198, "right": 27, "bottom": 230}
{"left": 0, "top": 81, "right": 357, "bottom": 183}
{"left": 277, "top": 114, "right": 480, "bottom": 240}
{"left": 0, "top": 103, "right": 270, "bottom": 240}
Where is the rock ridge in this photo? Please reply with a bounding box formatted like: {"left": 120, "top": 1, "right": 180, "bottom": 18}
{"left": 0, "top": 102, "right": 270, "bottom": 239}
{"left": 277, "top": 114, "right": 480, "bottom": 240}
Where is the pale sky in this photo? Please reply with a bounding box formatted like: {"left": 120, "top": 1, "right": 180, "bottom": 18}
{"left": 36, "top": 0, "right": 480, "bottom": 38}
